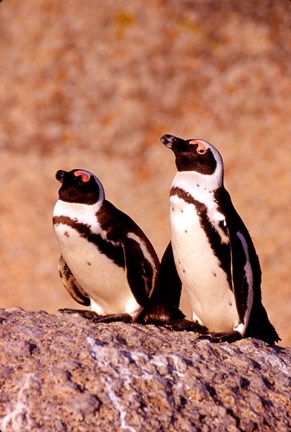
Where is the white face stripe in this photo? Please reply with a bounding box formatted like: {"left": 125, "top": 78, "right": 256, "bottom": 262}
{"left": 172, "top": 170, "right": 222, "bottom": 199}
{"left": 53, "top": 200, "right": 103, "bottom": 233}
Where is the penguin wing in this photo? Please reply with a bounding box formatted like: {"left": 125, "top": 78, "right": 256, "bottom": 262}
{"left": 217, "top": 188, "right": 280, "bottom": 343}
{"left": 99, "top": 200, "right": 159, "bottom": 308}
{"left": 216, "top": 187, "right": 260, "bottom": 324}
{"left": 227, "top": 226, "right": 252, "bottom": 324}
{"left": 58, "top": 255, "right": 91, "bottom": 306}
{"left": 120, "top": 235, "right": 157, "bottom": 308}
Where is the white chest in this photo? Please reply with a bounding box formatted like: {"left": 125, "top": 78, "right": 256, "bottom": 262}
{"left": 169, "top": 194, "right": 239, "bottom": 332}
{"left": 53, "top": 200, "right": 140, "bottom": 316}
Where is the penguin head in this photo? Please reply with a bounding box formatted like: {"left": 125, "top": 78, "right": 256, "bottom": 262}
{"left": 56, "top": 169, "right": 105, "bottom": 205}
{"left": 161, "top": 134, "right": 224, "bottom": 186}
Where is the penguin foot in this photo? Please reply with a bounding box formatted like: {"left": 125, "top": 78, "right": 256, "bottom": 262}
{"left": 58, "top": 308, "right": 100, "bottom": 320}
{"left": 57, "top": 309, "right": 132, "bottom": 324}
{"left": 198, "top": 330, "right": 242, "bottom": 343}
{"left": 163, "top": 319, "right": 208, "bottom": 334}
{"left": 92, "top": 313, "right": 132, "bottom": 324}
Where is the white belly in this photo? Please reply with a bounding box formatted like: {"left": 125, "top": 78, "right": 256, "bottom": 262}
{"left": 55, "top": 225, "right": 140, "bottom": 316}
{"left": 170, "top": 196, "right": 239, "bottom": 332}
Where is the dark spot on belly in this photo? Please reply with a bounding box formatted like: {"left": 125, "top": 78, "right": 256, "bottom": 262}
{"left": 213, "top": 272, "right": 217, "bottom": 277}
{"left": 87, "top": 262, "right": 92, "bottom": 266}
{"left": 64, "top": 231, "right": 70, "bottom": 238}
{"left": 185, "top": 229, "right": 188, "bottom": 234}
{"left": 229, "top": 302, "right": 232, "bottom": 307}
{"left": 182, "top": 269, "right": 186, "bottom": 273}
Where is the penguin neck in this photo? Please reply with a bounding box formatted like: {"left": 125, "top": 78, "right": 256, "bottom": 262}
{"left": 53, "top": 198, "right": 103, "bottom": 224}
{"left": 172, "top": 170, "right": 223, "bottom": 199}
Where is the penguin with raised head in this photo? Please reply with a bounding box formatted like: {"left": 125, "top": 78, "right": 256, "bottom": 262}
{"left": 157, "top": 134, "right": 280, "bottom": 344}
{"left": 53, "top": 169, "right": 160, "bottom": 322}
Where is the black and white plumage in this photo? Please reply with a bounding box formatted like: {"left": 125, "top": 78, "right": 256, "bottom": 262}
{"left": 156, "top": 134, "right": 280, "bottom": 344}
{"left": 53, "top": 169, "right": 159, "bottom": 322}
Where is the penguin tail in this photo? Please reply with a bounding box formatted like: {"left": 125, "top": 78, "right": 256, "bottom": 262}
{"left": 246, "top": 303, "right": 280, "bottom": 345}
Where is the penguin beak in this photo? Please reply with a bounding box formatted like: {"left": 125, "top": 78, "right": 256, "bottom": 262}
{"left": 160, "top": 134, "right": 184, "bottom": 149}
{"left": 55, "top": 170, "right": 66, "bottom": 183}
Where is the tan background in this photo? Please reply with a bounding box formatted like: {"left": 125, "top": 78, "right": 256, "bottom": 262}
{"left": 0, "top": 1, "right": 290, "bottom": 345}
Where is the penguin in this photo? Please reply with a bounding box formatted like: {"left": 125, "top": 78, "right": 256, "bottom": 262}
{"left": 155, "top": 134, "right": 280, "bottom": 344}
{"left": 53, "top": 169, "right": 160, "bottom": 322}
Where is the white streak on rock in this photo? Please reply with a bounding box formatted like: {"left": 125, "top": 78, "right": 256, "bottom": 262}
{"left": 0, "top": 373, "right": 37, "bottom": 432}
{"left": 86, "top": 336, "right": 190, "bottom": 431}
{"left": 87, "top": 337, "right": 136, "bottom": 432}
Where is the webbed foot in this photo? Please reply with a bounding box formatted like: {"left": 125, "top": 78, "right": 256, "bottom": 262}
{"left": 93, "top": 313, "right": 132, "bottom": 323}
{"left": 58, "top": 308, "right": 100, "bottom": 320}
{"left": 163, "top": 318, "right": 208, "bottom": 334}
{"left": 198, "top": 330, "right": 242, "bottom": 343}
{"left": 58, "top": 309, "right": 132, "bottom": 323}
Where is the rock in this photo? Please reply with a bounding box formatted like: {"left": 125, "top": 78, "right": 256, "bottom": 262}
{"left": 0, "top": 308, "right": 290, "bottom": 432}
{"left": 0, "top": 0, "right": 291, "bottom": 347}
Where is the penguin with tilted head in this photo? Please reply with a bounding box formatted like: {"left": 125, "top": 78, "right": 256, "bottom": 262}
{"left": 144, "top": 134, "right": 280, "bottom": 344}
{"left": 53, "top": 169, "right": 160, "bottom": 322}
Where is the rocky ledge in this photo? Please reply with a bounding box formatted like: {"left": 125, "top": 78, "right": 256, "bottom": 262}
{"left": 0, "top": 308, "right": 290, "bottom": 432}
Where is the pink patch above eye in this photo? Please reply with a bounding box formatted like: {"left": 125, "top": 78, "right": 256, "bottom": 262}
{"left": 74, "top": 171, "right": 91, "bottom": 182}
{"left": 190, "top": 140, "right": 207, "bottom": 153}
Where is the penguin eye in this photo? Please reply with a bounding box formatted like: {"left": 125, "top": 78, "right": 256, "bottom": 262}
{"left": 196, "top": 142, "right": 207, "bottom": 155}
{"left": 197, "top": 147, "right": 206, "bottom": 155}
{"left": 189, "top": 140, "right": 207, "bottom": 155}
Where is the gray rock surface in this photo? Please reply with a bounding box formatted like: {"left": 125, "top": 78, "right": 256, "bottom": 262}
{"left": 0, "top": 308, "right": 290, "bottom": 431}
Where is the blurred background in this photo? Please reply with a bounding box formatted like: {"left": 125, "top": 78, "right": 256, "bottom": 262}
{"left": 0, "top": 1, "right": 290, "bottom": 345}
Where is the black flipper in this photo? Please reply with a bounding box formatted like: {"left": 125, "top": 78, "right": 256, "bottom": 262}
{"left": 99, "top": 200, "right": 159, "bottom": 309}
{"left": 58, "top": 255, "right": 91, "bottom": 306}
{"left": 216, "top": 187, "right": 280, "bottom": 344}
{"left": 137, "top": 242, "right": 185, "bottom": 324}
{"left": 121, "top": 237, "right": 155, "bottom": 308}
